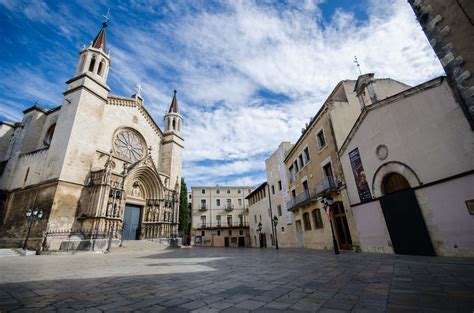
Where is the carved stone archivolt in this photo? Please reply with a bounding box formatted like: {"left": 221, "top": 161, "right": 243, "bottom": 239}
{"left": 79, "top": 145, "right": 179, "bottom": 240}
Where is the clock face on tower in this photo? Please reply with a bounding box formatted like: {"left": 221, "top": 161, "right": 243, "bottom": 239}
{"left": 114, "top": 129, "right": 146, "bottom": 162}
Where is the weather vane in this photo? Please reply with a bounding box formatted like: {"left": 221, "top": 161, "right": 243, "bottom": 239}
{"left": 103, "top": 8, "right": 111, "bottom": 24}
{"left": 354, "top": 56, "right": 362, "bottom": 75}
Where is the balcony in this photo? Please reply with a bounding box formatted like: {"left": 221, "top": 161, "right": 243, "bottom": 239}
{"left": 194, "top": 221, "right": 248, "bottom": 229}
{"left": 199, "top": 204, "right": 207, "bottom": 211}
{"left": 224, "top": 204, "right": 234, "bottom": 212}
{"left": 286, "top": 176, "right": 338, "bottom": 211}
{"left": 315, "top": 176, "right": 338, "bottom": 196}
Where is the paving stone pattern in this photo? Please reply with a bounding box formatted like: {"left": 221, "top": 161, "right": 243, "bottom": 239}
{"left": 0, "top": 246, "right": 473, "bottom": 312}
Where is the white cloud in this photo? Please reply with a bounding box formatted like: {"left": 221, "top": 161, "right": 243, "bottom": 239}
{"left": 0, "top": 0, "right": 444, "bottom": 189}
{"left": 165, "top": 0, "right": 443, "bottom": 187}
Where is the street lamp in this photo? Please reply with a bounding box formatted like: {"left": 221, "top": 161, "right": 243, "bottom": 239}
{"left": 323, "top": 197, "right": 339, "bottom": 255}
{"left": 272, "top": 215, "right": 279, "bottom": 250}
{"left": 23, "top": 208, "right": 44, "bottom": 250}
{"left": 257, "top": 222, "right": 262, "bottom": 248}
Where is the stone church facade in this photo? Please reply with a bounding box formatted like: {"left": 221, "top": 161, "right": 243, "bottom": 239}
{"left": 0, "top": 22, "right": 183, "bottom": 251}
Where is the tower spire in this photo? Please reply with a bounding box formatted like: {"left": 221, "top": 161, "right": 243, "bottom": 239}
{"left": 168, "top": 90, "right": 179, "bottom": 113}
{"left": 92, "top": 21, "right": 108, "bottom": 52}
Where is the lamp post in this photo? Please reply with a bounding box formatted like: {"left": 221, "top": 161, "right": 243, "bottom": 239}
{"left": 257, "top": 222, "right": 262, "bottom": 248}
{"left": 272, "top": 215, "right": 279, "bottom": 250}
{"left": 323, "top": 197, "right": 339, "bottom": 255}
{"left": 23, "top": 208, "right": 44, "bottom": 250}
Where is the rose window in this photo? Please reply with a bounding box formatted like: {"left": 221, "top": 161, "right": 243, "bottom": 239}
{"left": 114, "top": 130, "right": 145, "bottom": 162}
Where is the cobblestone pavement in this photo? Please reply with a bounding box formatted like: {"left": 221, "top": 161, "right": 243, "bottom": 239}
{"left": 0, "top": 245, "right": 473, "bottom": 312}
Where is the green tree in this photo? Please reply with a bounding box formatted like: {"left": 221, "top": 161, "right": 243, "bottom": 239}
{"left": 178, "top": 177, "right": 190, "bottom": 234}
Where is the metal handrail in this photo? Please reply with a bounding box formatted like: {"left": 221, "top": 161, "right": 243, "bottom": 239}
{"left": 286, "top": 176, "right": 338, "bottom": 211}
{"left": 195, "top": 221, "right": 248, "bottom": 228}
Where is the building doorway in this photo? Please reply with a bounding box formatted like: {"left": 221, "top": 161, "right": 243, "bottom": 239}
{"left": 382, "top": 172, "right": 410, "bottom": 194}
{"left": 379, "top": 173, "right": 435, "bottom": 256}
{"left": 238, "top": 237, "right": 245, "bottom": 247}
{"left": 295, "top": 220, "right": 304, "bottom": 247}
{"left": 259, "top": 233, "right": 267, "bottom": 247}
{"left": 123, "top": 204, "right": 142, "bottom": 240}
{"left": 332, "top": 202, "right": 352, "bottom": 250}
{"left": 224, "top": 237, "right": 229, "bottom": 247}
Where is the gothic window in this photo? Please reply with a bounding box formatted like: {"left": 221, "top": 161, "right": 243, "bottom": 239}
{"left": 44, "top": 123, "right": 56, "bottom": 147}
{"left": 88, "top": 56, "right": 96, "bottom": 72}
{"left": 172, "top": 118, "right": 176, "bottom": 130}
{"left": 113, "top": 129, "right": 146, "bottom": 162}
{"left": 98, "top": 60, "right": 105, "bottom": 77}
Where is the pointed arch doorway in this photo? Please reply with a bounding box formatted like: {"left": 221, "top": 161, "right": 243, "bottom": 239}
{"left": 379, "top": 172, "right": 435, "bottom": 256}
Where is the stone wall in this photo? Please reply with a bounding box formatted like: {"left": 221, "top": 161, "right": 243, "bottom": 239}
{"left": 0, "top": 181, "right": 58, "bottom": 250}
{"left": 408, "top": 0, "right": 474, "bottom": 129}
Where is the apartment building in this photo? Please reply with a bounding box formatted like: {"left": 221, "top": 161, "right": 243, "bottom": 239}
{"left": 247, "top": 182, "right": 275, "bottom": 248}
{"left": 190, "top": 186, "right": 254, "bottom": 247}
{"left": 264, "top": 142, "right": 297, "bottom": 248}
{"left": 283, "top": 76, "right": 409, "bottom": 251}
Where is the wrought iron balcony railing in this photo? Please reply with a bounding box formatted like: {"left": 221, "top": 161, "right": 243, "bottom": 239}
{"left": 315, "top": 176, "right": 338, "bottom": 196}
{"left": 225, "top": 204, "right": 234, "bottom": 211}
{"left": 199, "top": 204, "right": 207, "bottom": 211}
{"left": 194, "top": 221, "right": 248, "bottom": 229}
{"left": 286, "top": 176, "right": 338, "bottom": 211}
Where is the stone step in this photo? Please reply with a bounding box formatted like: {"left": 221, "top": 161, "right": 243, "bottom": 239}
{"left": 0, "top": 249, "right": 22, "bottom": 257}
{"left": 111, "top": 240, "right": 169, "bottom": 253}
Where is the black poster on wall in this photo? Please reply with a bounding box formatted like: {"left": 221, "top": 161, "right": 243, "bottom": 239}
{"left": 349, "top": 148, "right": 372, "bottom": 202}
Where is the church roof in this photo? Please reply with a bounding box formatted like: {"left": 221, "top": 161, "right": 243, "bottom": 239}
{"left": 168, "top": 90, "right": 179, "bottom": 113}
{"left": 92, "top": 22, "right": 107, "bottom": 52}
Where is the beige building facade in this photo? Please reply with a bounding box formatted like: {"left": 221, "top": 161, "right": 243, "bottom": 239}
{"left": 281, "top": 76, "right": 409, "bottom": 251}
{"left": 0, "top": 22, "right": 183, "bottom": 251}
{"left": 339, "top": 76, "right": 474, "bottom": 257}
{"left": 190, "top": 185, "right": 254, "bottom": 247}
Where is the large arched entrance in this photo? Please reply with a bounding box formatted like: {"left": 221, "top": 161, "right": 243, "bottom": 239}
{"left": 378, "top": 171, "right": 435, "bottom": 256}
{"left": 382, "top": 173, "right": 410, "bottom": 194}
{"left": 122, "top": 160, "right": 167, "bottom": 240}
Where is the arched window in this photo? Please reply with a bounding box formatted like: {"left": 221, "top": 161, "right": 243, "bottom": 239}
{"left": 98, "top": 60, "right": 105, "bottom": 77}
{"left": 167, "top": 118, "right": 170, "bottom": 130}
{"left": 78, "top": 55, "right": 85, "bottom": 73}
{"left": 88, "top": 56, "right": 96, "bottom": 72}
{"left": 382, "top": 173, "right": 410, "bottom": 194}
{"left": 172, "top": 118, "right": 176, "bottom": 130}
{"left": 44, "top": 123, "right": 56, "bottom": 147}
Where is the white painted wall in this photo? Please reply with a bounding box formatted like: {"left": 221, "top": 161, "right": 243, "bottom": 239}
{"left": 340, "top": 79, "right": 474, "bottom": 205}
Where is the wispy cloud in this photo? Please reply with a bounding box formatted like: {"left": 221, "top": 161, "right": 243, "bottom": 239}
{"left": 0, "top": 0, "right": 444, "bottom": 188}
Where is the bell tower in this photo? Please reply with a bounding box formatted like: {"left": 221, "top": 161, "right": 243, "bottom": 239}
{"left": 164, "top": 90, "right": 182, "bottom": 134}
{"left": 47, "top": 22, "right": 112, "bottom": 183}
{"left": 74, "top": 22, "right": 111, "bottom": 85}
{"left": 160, "top": 90, "right": 184, "bottom": 190}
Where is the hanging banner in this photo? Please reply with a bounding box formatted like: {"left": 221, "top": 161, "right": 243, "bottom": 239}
{"left": 349, "top": 148, "right": 372, "bottom": 202}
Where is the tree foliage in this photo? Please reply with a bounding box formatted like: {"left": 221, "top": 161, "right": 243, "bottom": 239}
{"left": 178, "top": 177, "right": 190, "bottom": 233}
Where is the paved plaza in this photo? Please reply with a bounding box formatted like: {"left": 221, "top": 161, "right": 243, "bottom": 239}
{"left": 0, "top": 244, "right": 473, "bottom": 312}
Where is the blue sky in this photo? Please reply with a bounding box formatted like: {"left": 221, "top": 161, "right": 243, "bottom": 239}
{"left": 0, "top": 0, "right": 443, "bottom": 188}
